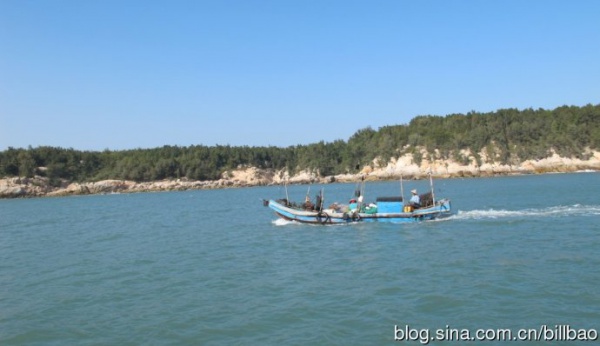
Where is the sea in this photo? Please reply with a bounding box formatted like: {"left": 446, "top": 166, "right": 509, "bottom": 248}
{"left": 1, "top": 172, "right": 599, "bottom": 345}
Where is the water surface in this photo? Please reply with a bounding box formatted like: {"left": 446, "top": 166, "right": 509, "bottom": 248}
{"left": 1, "top": 173, "right": 599, "bottom": 345}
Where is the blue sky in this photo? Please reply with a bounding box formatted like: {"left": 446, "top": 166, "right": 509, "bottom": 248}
{"left": 1, "top": 0, "right": 599, "bottom": 151}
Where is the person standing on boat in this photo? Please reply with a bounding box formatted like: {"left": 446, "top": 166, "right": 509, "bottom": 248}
{"left": 348, "top": 198, "right": 358, "bottom": 212}
{"left": 315, "top": 193, "right": 322, "bottom": 211}
{"left": 304, "top": 195, "right": 314, "bottom": 210}
{"left": 409, "top": 189, "right": 421, "bottom": 208}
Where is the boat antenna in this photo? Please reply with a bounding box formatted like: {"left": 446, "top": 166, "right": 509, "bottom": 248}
{"left": 428, "top": 171, "right": 436, "bottom": 206}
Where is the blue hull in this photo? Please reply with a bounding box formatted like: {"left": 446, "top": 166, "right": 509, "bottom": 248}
{"left": 266, "top": 199, "right": 452, "bottom": 224}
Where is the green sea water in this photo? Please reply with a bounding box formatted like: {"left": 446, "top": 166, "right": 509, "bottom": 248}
{"left": 1, "top": 172, "right": 599, "bottom": 345}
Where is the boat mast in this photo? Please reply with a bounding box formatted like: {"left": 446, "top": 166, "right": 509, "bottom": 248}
{"left": 358, "top": 175, "right": 365, "bottom": 210}
{"left": 400, "top": 173, "right": 405, "bottom": 202}
{"left": 319, "top": 188, "right": 324, "bottom": 212}
{"left": 284, "top": 178, "right": 289, "bottom": 203}
{"left": 429, "top": 172, "right": 436, "bottom": 206}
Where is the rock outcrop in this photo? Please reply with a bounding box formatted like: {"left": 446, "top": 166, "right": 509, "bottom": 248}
{"left": 1, "top": 150, "right": 599, "bottom": 198}
{"left": 0, "top": 177, "right": 52, "bottom": 198}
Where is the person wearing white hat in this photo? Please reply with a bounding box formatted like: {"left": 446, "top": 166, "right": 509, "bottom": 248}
{"left": 409, "top": 189, "right": 421, "bottom": 208}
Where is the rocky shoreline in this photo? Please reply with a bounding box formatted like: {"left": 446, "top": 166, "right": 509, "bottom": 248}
{"left": 2, "top": 150, "right": 599, "bottom": 198}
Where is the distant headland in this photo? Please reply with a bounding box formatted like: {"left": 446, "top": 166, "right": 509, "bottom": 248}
{"left": 1, "top": 149, "right": 598, "bottom": 198}
{"left": 1, "top": 104, "right": 599, "bottom": 198}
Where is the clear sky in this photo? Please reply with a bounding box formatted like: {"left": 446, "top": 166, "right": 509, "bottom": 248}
{"left": 1, "top": 0, "right": 599, "bottom": 151}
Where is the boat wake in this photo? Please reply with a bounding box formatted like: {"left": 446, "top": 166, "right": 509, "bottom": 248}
{"left": 272, "top": 218, "right": 304, "bottom": 226}
{"left": 452, "top": 204, "right": 600, "bottom": 220}
{"left": 271, "top": 218, "right": 349, "bottom": 227}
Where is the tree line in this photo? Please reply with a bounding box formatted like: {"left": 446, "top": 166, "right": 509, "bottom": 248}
{"left": 1, "top": 104, "right": 599, "bottom": 185}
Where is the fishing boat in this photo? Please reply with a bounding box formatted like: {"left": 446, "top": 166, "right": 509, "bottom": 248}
{"left": 263, "top": 175, "right": 452, "bottom": 224}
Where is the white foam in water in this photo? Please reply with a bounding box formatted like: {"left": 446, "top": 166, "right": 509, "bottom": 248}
{"left": 272, "top": 218, "right": 348, "bottom": 227}
{"left": 273, "top": 218, "right": 295, "bottom": 226}
{"left": 453, "top": 204, "right": 600, "bottom": 220}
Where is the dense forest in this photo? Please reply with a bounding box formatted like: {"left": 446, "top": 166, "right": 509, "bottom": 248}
{"left": 2, "top": 104, "right": 599, "bottom": 186}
